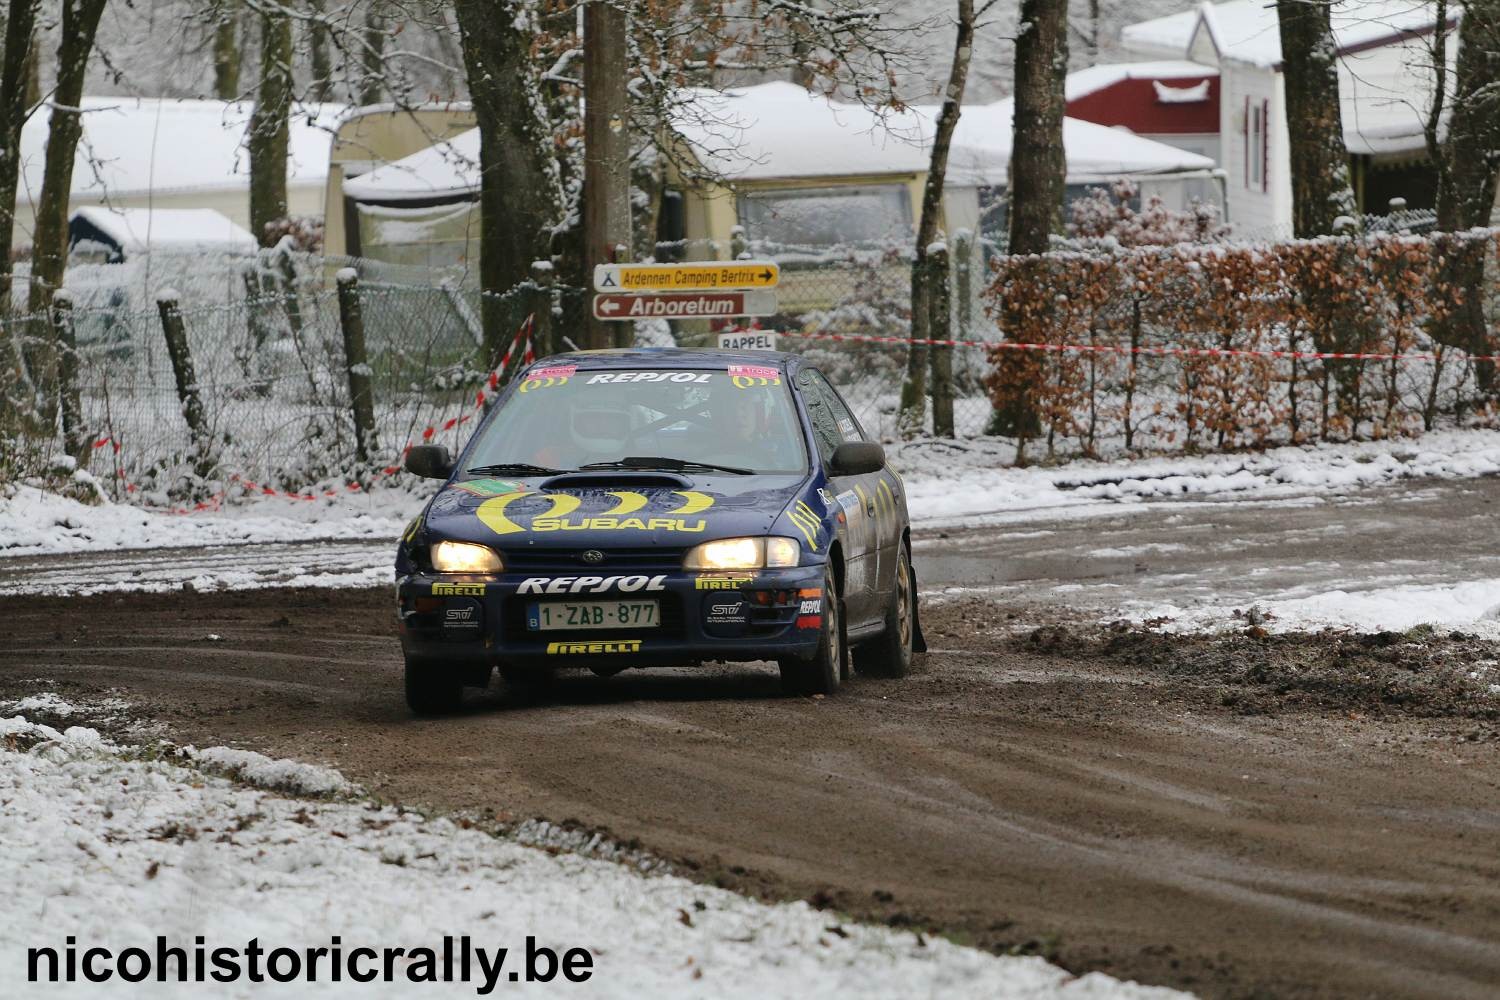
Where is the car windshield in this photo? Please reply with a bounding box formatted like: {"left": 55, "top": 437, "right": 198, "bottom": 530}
{"left": 462, "top": 365, "right": 810, "bottom": 476}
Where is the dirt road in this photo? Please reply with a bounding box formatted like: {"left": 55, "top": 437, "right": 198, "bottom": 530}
{"left": 3, "top": 578, "right": 1497, "bottom": 999}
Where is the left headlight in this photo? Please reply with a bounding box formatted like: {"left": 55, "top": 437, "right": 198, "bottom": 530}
{"left": 683, "top": 536, "right": 800, "bottom": 571}
{"left": 430, "top": 540, "right": 504, "bottom": 574}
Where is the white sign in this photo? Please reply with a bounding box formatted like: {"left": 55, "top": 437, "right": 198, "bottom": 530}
{"left": 717, "top": 330, "right": 780, "bottom": 352}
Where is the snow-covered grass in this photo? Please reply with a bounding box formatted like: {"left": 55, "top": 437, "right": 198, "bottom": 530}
{"left": 891, "top": 428, "right": 1500, "bottom": 527}
{"left": 0, "top": 708, "right": 1185, "bottom": 998}
{"left": 1131, "top": 579, "right": 1500, "bottom": 641}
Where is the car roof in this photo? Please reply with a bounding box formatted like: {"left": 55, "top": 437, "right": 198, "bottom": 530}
{"left": 527, "top": 347, "right": 800, "bottom": 372}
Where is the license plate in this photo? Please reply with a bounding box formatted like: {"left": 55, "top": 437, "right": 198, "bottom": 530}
{"left": 526, "top": 600, "right": 660, "bottom": 631}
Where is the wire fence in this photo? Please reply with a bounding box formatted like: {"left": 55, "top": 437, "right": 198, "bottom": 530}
{"left": 3, "top": 229, "right": 1499, "bottom": 508}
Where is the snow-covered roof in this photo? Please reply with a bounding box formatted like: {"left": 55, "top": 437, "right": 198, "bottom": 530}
{"left": 71, "top": 206, "right": 258, "bottom": 254}
{"left": 18, "top": 98, "right": 346, "bottom": 202}
{"left": 341, "top": 128, "right": 480, "bottom": 202}
{"left": 1125, "top": 0, "right": 1447, "bottom": 69}
{"left": 1065, "top": 61, "right": 1217, "bottom": 101}
{"left": 943, "top": 99, "right": 1216, "bottom": 185}
{"left": 342, "top": 83, "right": 1216, "bottom": 202}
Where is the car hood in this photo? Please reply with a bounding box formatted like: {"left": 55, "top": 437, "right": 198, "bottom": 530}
{"left": 422, "top": 472, "right": 809, "bottom": 550}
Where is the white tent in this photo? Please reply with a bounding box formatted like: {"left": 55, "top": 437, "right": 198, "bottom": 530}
{"left": 70, "top": 206, "right": 258, "bottom": 258}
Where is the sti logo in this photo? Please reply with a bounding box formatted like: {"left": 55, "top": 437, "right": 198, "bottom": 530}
{"left": 517, "top": 575, "right": 667, "bottom": 595}
{"left": 545, "top": 639, "right": 644, "bottom": 655}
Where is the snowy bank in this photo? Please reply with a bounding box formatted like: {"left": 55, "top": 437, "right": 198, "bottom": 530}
{"left": 0, "top": 710, "right": 1185, "bottom": 999}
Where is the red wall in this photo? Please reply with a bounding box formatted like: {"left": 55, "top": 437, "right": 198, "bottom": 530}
{"left": 1066, "top": 76, "right": 1218, "bottom": 135}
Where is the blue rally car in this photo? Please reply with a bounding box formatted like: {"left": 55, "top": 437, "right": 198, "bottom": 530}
{"left": 395, "top": 348, "right": 923, "bottom": 713}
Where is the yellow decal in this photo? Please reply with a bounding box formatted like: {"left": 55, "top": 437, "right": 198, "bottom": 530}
{"left": 731, "top": 375, "right": 781, "bottom": 389}
{"left": 670, "top": 491, "right": 715, "bottom": 516}
{"left": 787, "top": 500, "right": 821, "bottom": 550}
{"left": 878, "top": 479, "right": 896, "bottom": 519}
{"left": 695, "top": 574, "right": 754, "bottom": 590}
{"left": 477, "top": 491, "right": 714, "bottom": 536}
{"left": 854, "top": 484, "right": 870, "bottom": 522}
{"left": 402, "top": 517, "right": 421, "bottom": 542}
{"left": 432, "top": 582, "right": 484, "bottom": 596}
{"left": 546, "top": 639, "right": 643, "bottom": 655}
{"left": 518, "top": 375, "right": 570, "bottom": 393}
{"left": 475, "top": 491, "right": 534, "bottom": 536}
{"left": 603, "top": 491, "right": 649, "bottom": 516}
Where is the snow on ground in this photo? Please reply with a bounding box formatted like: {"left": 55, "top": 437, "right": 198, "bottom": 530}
{"left": 891, "top": 428, "right": 1500, "bottom": 526}
{"left": 0, "top": 708, "right": 1185, "bottom": 999}
{"left": 0, "top": 483, "right": 421, "bottom": 558}
{"left": 1130, "top": 578, "right": 1500, "bottom": 641}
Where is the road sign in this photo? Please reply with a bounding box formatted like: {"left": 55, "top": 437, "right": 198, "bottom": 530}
{"left": 716, "top": 330, "right": 779, "bottom": 351}
{"left": 592, "top": 290, "right": 778, "bottom": 321}
{"left": 593, "top": 260, "right": 779, "bottom": 292}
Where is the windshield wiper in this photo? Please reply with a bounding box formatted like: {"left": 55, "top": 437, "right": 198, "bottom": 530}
{"left": 578, "top": 456, "right": 753, "bottom": 475}
{"left": 465, "top": 463, "right": 569, "bottom": 476}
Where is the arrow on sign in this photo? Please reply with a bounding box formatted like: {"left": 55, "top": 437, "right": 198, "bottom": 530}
{"left": 592, "top": 290, "right": 778, "bottom": 321}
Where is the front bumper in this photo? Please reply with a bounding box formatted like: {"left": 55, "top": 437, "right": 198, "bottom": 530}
{"left": 397, "top": 566, "right": 826, "bottom": 671}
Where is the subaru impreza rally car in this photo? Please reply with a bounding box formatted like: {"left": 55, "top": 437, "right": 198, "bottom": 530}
{"left": 395, "top": 348, "right": 923, "bottom": 714}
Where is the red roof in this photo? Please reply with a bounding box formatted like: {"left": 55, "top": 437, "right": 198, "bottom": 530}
{"left": 1067, "top": 74, "right": 1219, "bottom": 136}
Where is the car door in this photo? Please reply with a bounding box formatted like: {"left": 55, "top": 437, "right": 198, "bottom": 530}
{"left": 796, "top": 368, "right": 880, "bottom": 627}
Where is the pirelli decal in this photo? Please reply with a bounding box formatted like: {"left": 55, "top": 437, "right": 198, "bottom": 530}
{"left": 431, "top": 582, "right": 485, "bottom": 596}
{"left": 787, "top": 500, "right": 821, "bottom": 551}
{"left": 476, "top": 490, "right": 716, "bottom": 536}
{"left": 545, "top": 639, "right": 643, "bottom": 655}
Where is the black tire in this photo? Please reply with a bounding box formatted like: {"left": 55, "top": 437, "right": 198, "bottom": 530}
{"left": 404, "top": 657, "right": 463, "bottom": 715}
{"left": 779, "top": 567, "right": 845, "bottom": 696}
{"left": 853, "top": 543, "right": 913, "bottom": 679}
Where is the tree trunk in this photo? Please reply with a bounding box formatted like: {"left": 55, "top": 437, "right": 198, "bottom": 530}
{"left": 360, "top": 0, "right": 387, "bottom": 106}
{"left": 583, "top": 0, "right": 633, "bottom": 349}
{"left": 23, "top": 0, "right": 108, "bottom": 416}
{"left": 453, "top": 0, "right": 564, "bottom": 367}
{"left": 897, "top": 0, "right": 973, "bottom": 438}
{"left": 1432, "top": 1, "right": 1500, "bottom": 394}
{"left": 1007, "top": 0, "right": 1067, "bottom": 255}
{"left": 212, "top": 0, "right": 240, "bottom": 99}
{"left": 995, "top": 0, "right": 1067, "bottom": 441}
{"left": 1276, "top": 0, "right": 1360, "bottom": 237}
{"left": 307, "top": 0, "right": 332, "bottom": 104}
{"left": 248, "top": 7, "right": 292, "bottom": 247}
{"left": 0, "top": 0, "right": 40, "bottom": 316}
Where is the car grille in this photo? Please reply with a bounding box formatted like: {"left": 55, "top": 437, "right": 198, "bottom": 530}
{"left": 501, "top": 546, "right": 687, "bottom": 574}
{"left": 501, "top": 592, "right": 687, "bottom": 642}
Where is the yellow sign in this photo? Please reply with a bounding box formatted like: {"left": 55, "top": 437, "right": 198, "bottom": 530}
{"left": 594, "top": 261, "right": 780, "bottom": 292}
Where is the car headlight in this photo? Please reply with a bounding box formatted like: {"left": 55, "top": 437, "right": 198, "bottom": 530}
{"left": 683, "top": 536, "right": 800, "bottom": 571}
{"left": 430, "top": 540, "right": 503, "bottom": 574}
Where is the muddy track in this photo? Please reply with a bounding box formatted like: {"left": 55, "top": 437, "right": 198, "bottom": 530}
{"left": 2, "top": 587, "right": 1497, "bottom": 999}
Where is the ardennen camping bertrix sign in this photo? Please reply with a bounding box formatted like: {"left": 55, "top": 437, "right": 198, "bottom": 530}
{"left": 593, "top": 261, "right": 780, "bottom": 292}
{"left": 592, "top": 290, "right": 778, "bottom": 322}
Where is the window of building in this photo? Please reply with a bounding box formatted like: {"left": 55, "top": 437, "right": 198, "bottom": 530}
{"left": 738, "top": 185, "right": 911, "bottom": 249}
{"left": 1246, "top": 99, "right": 1268, "bottom": 193}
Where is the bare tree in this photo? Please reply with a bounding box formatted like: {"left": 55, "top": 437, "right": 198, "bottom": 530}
{"left": 307, "top": 0, "right": 333, "bottom": 103}
{"left": 248, "top": 4, "right": 293, "bottom": 246}
{"left": 1008, "top": 0, "right": 1068, "bottom": 255}
{"left": 898, "top": 0, "right": 977, "bottom": 437}
{"left": 0, "top": 0, "right": 40, "bottom": 316}
{"left": 213, "top": 0, "right": 241, "bottom": 99}
{"left": 1277, "top": 0, "right": 1359, "bottom": 237}
{"left": 1439, "top": 0, "right": 1500, "bottom": 230}
{"left": 453, "top": 0, "right": 565, "bottom": 365}
{"left": 360, "top": 0, "right": 387, "bottom": 105}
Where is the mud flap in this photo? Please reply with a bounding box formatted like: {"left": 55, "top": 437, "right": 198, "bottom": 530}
{"left": 910, "top": 561, "right": 927, "bottom": 653}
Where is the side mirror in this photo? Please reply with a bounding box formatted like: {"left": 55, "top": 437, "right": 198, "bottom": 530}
{"left": 404, "top": 444, "right": 454, "bottom": 480}
{"left": 829, "top": 441, "right": 885, "bottom": 477}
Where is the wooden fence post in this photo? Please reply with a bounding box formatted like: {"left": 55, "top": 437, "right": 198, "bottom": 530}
{"left": 51, "top": 289, "right": 85, "bottom": 460}
{"left": 335, "top": 268, "right": 378, "bottom": 464}
{"left": 929, "top": 243, "right": 955, "bottom": 438}
{"left": 531, "top": 260, "right": 556, "bottom": 358}
{"left": 156, "top": 290, "right": 213, "bottom": 473}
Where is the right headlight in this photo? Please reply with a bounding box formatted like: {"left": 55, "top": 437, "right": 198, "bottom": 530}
{"left": 430, "top": 540, "right": 503, "bottom": 574}
{"left": 683, "top": 536, "right": 800, "bottom": 571}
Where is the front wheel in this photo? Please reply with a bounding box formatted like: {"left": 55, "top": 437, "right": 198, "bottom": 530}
{"left": 405, "top": 657, "right": 464, "bottom": 715}
{"left": 779, "top": 567, "right": 845, "bottom": 696}
{"left": 853, "top": 543, "right": 913, "bottom": 678}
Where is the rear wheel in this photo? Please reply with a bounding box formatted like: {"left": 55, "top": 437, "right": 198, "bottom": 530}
{"left": 779, "top": 567, "right": 844, "bottom": 696}
{"left": 404, "top": 657, "right": 463, "bottom": 715}
{"left": 853, "top": 543, "right": 913, "bottom": 678}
